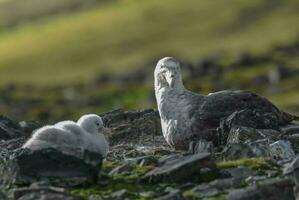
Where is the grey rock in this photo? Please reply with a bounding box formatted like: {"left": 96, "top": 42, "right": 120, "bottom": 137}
{"left": 0, "top": 137, "right": 27, "bottom": 151}
{"left": 188, "top": 140, "right": 213, "bottom": 154}
{"left": 125, "top": 155, "right": 159, "bottom": 167}
{"left": 17, "top": 191, "right": 82, "bottom": 200}
{"left": 222, "top": 109, "right": 281, "bottom": 133}
{"left": 0, "top": 116, "right": 25, "bottom": 140}
{"left": 283, "top": 133, "right": 299, "bottom": 152}
{"left": 222, "top": 143, "right": 256, "bottom": 160}
{"left": 227, "top": 178, "right": 295, "bottom": 200}
{"left": 223, "top": 139, "right": 270, "bottom": 160}
{"left": 158, "top": 154, "right": 184, "bottom": 165}
{"left": 109, "top": 163, "right": 133, "bottom": 175}
{"left": 226, "top": 127, "right": 264, "bottom": 144}
{"left": 143, "top": 153, "right": 216, "bottom": 183}
{"left": 13, "top": 183, "right": 82, "bottom": 200}
{"left": 100, "top": 109, "right": 162, "bottom": 146}
{"left": 226, "top": 126, "right": 280, "bottom": 145}
{"left": 110, "top": 189, "right": 127, "bottom": 200}
{"left": 281, "top": 125, "right": 299, "bottom": 135}
{"left": 270, "top": 140, "right": 295, "bottom": 162}
{"left": 19, "top": 121, "right": 42, "bottom": 136}
{"left": 245, "top": 176, "right": 267, "bottom": 185}
{"left": 284, "top": 156, "right": 299, "bottom": 175}
{"left": 187, "top": 178, "right": 244, "bottom": 199}
{"left": 139, "top": 191, "right": 155, "bottom": 198}
{"left": 246, "top": 139, "right": 270, "bottom": 157}
{"left": 89, "top": 195, "right": 103, "bottom": 200}
{"left": 0, "top": 191, "right": 7, "bottom": 200}
{"left": 0, "top": 147, "right": 102, "bottom": 187}
{"left": 154, "top": 190, "right": 184, "bottom": 200}
{"left": 224, "top": 167, "right": 255, "bottom": 180}
{"left": 208, "top": 178, "right": 244, "bottom": 190}
{"left": 189, "top": 184, "right": 220, "bottom": 198}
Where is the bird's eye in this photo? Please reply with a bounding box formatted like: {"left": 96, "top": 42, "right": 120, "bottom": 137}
{"left": 161, "top": 70, "right": 167, "bottom": 74}
{"left": 96, "top": 122, "right": 100, "bottom": 126}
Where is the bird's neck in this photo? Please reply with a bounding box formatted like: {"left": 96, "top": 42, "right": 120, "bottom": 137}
{"left": 155, "top": 86, "right": 184, "bottom": 121}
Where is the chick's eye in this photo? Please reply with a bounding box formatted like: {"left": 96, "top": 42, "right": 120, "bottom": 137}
{"left": 96, "top": 122, "right": 100, "bottom": 126}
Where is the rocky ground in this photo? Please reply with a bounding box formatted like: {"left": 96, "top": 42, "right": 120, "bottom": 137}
{"left": 0, "top": 109, "right": 299, "bottom": 200}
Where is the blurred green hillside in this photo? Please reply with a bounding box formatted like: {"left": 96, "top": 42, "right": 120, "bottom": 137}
{"left": 0, "top": 0, "right": 298, "bottom": 121}
{"left": 0, "top": 0, "right": 299, "bottom": 85}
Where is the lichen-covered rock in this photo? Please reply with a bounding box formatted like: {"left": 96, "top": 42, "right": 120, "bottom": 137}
{"left": 0, "top": 191, "right": 7, "bottom": 200}
{"left": 218, "top": 109, "right": 282, "bottom": 144}
{"left": 0, "top": 116, "right": 25, "bottom": 140}
{"left": 0, "top": 147, "right": 103, "bottom": 187}
{"left": 269, "top": 140, "right": 295, "bottom": 162}
{"left": 100, "top": 109, "right": 163, "bottom": 146}
{"left": 13, "top": 184, "right": 83, "bottom": 200}
{"left": 226, "top": 126, "right": 280, "bottom": 145}
{"left": 19, "top": 121, "right": 42, "bottom": 136}
{"left": 0, "top": 137, "right": 27, "bottom": 151}
{"left": 143, "top": 153, "right": 216, "bottom": 183}
{"left": 154, "top": 190, "right": 184, "bottom": 200}
{"left": 223, "top": 166, "right": 255, "bottom": 180}
{"left": 222, "top": 139, "right": 270, "bottom": 160}
{"left": 281, "top": 125, "right": 299, "bottom": 135}
{"left": 227, "top": 178, "right": 295, "bottom": 200}
{"left": 283, "top": 156, "right": 299, "bottom": 175}
{"left": 188, "top": 140, "right": 213, "bottom": 154}
{"left": 185, "top": 178, "right": 244, "bottom": 199}
{"left": 221, "top": 109, "right": 281, "bottom": 132}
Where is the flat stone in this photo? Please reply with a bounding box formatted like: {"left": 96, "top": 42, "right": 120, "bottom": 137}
{"left": 246, "top": 139, "right": 270, "bottom": 157}
{"left": 109, "top": 163, "right": 134, "bottom": 175}
{"left": 270, "top": 140, "right": 295, "bottom": 162}
{"left": 226, "top": 126, "right": 280, "bottom": 145}
{"left": 143, "top": 153, "right": 216, "bottom": 183}
{"left": 281, "top": 125, "right": 299, "bottom": 135}
{"left": 125, "top": 155, "right": 159, "bottom": 167}
{"left": 154, "top": 190, "right": 184, "bottom": 200}
{"left": 224, "top": 166, "right": 255, "bottom": 180}
{"left": 110, "top": 189, "right": 128, "bottom": 200}
{"left": 227, "top": 178, "right": 295, "bottom": 200}
{"left": 100, "top": 109, "right": 162, "bottom": 146}
{"left": 189, "top": 184, "right": 220, "bottom": 198}
{"left": 0, "top": 147, "right": 103, "bottom": 187}
{"left": 188, "top": 140, "right": 213, "bottom": 154}
{"left": 0, "top": 116, "right": 25, "bottom": 140}
{"left": 0, "top": 191, "right": 7, "bottom": 200}
{"left": 223, "top": 139, "right": 270, "bottom": 160}
{"left": 186, "top": 178, "right": 244, "bottom": 199}
{"left": 283, "top": 156, "right": 299, "bottom": 175}
{"left": 19, "top": 121, "right": 41, "bottom": 136}
{"left": 16, "top": 191, "right": 82, "bottom": 200}
{"left": 223, "top": 109, "right": 281, "bottom": 131}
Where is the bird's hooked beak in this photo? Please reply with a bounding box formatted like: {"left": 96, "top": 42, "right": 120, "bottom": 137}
{"left": 165, "top": 72, "right": 175, "bottom": 88}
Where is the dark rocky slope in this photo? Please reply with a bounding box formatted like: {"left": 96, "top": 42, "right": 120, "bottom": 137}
{"left": 0, "top": 109, "right": 299, "bottom": 199}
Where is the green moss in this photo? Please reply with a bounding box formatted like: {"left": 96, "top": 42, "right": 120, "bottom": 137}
{"left": 183, "top": 190, "right": 201, "bottom": 200}
{"left": 217, "top": 157, "right": 273, "bottom": 170}
{"left": 183, "top": 191, "right": 226, "bottom": 200}
{"left": 205, "top": 194, "right": 226, "bottom": 200}
{"left": 102, "top": 160, "right": 121, "bottom": 173}
{"left": 71, "top": 161, "right": 157, "bottom": 199}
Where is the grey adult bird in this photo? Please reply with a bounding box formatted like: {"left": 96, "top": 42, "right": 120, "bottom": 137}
{"left": 154, "top": 57, "right": 299, "bottom": 150}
